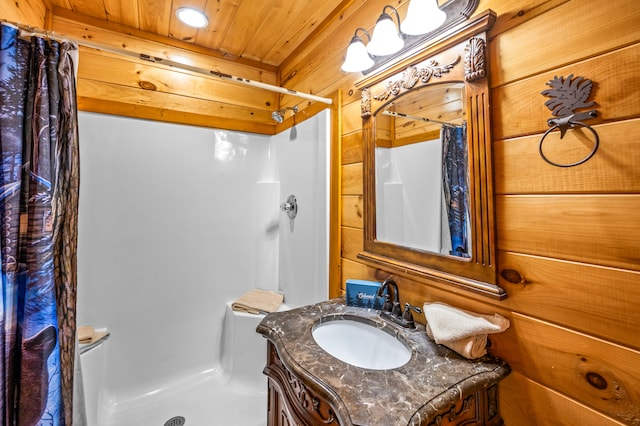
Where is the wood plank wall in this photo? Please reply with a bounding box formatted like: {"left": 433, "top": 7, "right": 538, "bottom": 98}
{"left": 297, "top": 0, "right": 640, "bottom": 424}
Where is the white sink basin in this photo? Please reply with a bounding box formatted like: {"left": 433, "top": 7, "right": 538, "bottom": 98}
{"left": 312, "top": 319, "right": 411, "bottom": 370}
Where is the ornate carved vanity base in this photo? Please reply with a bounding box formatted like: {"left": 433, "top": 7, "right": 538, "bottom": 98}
{"left": 265, "top": 342, "right": 341, "bottom": 426}
{"left": 264, "top": 341, "right": 504, "bottom": 426}
{"left": 425, "top": 384, "right": 504, "bottom": 426}
{"left": 259, "top": 299, "right": 509, "bottom": 426}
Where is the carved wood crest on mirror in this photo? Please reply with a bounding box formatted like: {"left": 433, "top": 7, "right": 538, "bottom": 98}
{"left": 355, "top": 9, "right": 506, "bottom": 299}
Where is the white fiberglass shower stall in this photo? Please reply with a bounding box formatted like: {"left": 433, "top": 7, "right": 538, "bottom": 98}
{"left": 76, "top": 109, "right": 330, "bottom": 425}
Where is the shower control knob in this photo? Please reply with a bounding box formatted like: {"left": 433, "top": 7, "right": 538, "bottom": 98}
{"left": 280, "top": 195, "right": 298, "bottom": 219}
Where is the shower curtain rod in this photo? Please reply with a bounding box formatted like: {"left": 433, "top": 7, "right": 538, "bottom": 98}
{"left": 133, "top": 51, "right": 332, "bottom": 105}
{"left": 2, "top": 20, "right": 70, "bottom": 43}
{"left": 1, "top": 19, "right": 333, "bottom": 106}
{"left": 382, "top": 110, "right": 461, "bottom": 128}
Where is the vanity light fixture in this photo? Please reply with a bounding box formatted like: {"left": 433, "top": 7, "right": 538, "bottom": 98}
{"left": 341, "top": 28, "right": 375, "bottom": 73}
{"left": 366, "top": 5, "right": 404, "bottom": 57}
{"left": 341, "top": 1, "right": 452, "bottom": 73}
{"left": 401, "top": 0, "right": 447, "bottom": 35}
{"left": 175, "top": 7, "right": 209, "bottom": 29}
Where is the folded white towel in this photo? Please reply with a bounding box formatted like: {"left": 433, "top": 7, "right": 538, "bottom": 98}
{"left": 425, "top": 325, "right": 488, "bottom": 359}
{"left": 423, "top": 302, "right": 509, "bottom": 359}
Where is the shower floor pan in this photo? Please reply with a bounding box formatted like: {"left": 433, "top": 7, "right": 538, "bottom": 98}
{"left": 99, "top": 368, "right": 267, "bottom": 426}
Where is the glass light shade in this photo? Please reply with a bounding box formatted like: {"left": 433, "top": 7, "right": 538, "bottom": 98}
{"left": 366, "top": 14, "right": 404, "bottom": 56}
{"left": 341, "top": 37, "right": 374, "bottom": 72}
{"left": 400, "top": 0, "right": 447, "bottom": 35}
{"left": 176, "top": 7, "right": 209, "bottom": 28}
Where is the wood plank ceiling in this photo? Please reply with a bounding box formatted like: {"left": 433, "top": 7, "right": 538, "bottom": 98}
{"left": 52, "top": 0, "right": 344, "bottom": 66}
{"left": 48, "top": 0, "right": 352, "bottom": 133}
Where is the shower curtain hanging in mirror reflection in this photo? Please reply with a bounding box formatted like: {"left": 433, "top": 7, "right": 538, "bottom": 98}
{"left": 441, "top": 123, "right": 470, "bottom": 258}
{"left": 0, "top": 23, "right": 80, "bottom": 425}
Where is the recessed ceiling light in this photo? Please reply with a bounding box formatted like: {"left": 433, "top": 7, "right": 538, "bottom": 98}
{"left": 175, "top": 7, "right": 209, "bottom": 29}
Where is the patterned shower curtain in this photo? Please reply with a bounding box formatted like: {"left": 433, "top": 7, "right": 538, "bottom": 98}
{"left": 0, "top": 23, "right": 80, "bottom": 425}
{"left": 441, "top": 123, "right": 470, "bottom": 258}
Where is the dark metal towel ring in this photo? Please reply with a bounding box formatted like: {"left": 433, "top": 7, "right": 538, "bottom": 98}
{"left": 540, "top": 75, "right": 599, "bottom": 168}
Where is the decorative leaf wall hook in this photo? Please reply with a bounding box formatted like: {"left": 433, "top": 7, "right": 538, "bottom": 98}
{"left": 539, "top": 74, "right": 599, "bottom": 167}
{"left": 542, "top": 74, "right": 594, "bottom": 116}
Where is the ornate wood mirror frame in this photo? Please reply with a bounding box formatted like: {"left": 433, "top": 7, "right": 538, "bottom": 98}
{"left": 355, "top": 10, "right": 506, "bottom": 299}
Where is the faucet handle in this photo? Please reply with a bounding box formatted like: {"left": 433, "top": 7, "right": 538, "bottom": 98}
{"left": 402, "top": 303, "right": 423, "bottom": 328}
{"left": 392, "top": 301, "right": 403, "bottom": 318}
{"left": 381, "top": 295, "right": 394, "bottom": 313}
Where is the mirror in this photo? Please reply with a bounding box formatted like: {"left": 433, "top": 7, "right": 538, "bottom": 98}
{"left": 375, "top": 82, "right": 468, "bottom": 257}
{"left": 355, "top": 10, "right": 506, "bottom": 299}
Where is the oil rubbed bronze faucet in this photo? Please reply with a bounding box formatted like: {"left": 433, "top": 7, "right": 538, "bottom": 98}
{"left": 376, "top": 279, "right": 422, "bottom": 329}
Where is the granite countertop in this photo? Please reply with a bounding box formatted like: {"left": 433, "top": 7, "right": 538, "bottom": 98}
{"left": 257, "top": 297, "right": 510, "bottom": 426}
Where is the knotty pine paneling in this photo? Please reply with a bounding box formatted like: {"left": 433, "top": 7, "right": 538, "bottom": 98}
{"left": 77, "top": 79, "right": 274, "bottom": 123}
{"left": 341, "top": 99, "right": 363, "bottom": 135}
{"left": 500, "top": 372, "right": 627, "bottom": 426}
{"left": 495, "top": 119, "right": 640, "bottom": 194}
{"left": 194, "top": 0, "right": 237, "bottom": 52}
{"left": 488, "top": 0, "right": 640, "bottom": 88}
{"left": 497, "top": 251, "right": 640, "bottom": 351}
{"left": 340, "top": 258, "right": 376, "bottom": 292}
{"left": 492, "top": 43, "right": 640, "bottom": 140}
{"left": 52, "top": 11, "right": 277, "bottom": 80}
{"left": 341, "top": 163, "right": 362, "bottom": 196}
{"left": 278, "top": 0, "right": 369, "bottom": 75}
{"left": 341, "top": 131, "right": 362, "bottom": 165}
{"left": 77, "top": 97, "right": 275, "bottom": 134}
{"left": 1, "top": 0, "right": 47, "bottom": 26}
{"left": 397, "top": 274, "right": 640, "bottom": 423}
{"left": 485, "top": 0, "right": 571, "bottom": 38}
{"left": 490, "top": 313, "right": 640, "bottom": 424}
{"left": 341, "top": 195, "right": 363, "bottom": 229}
{"left": 78, "top": 49, "right": 277, "bottom": 111}
{"left": 102, "top": 0, "right": 139, "bottom": 29}
{"left": 340, "top": 226, "right": 363, "bottom": 264}
{"left": 239, "top": 1, "right": 341, "bottom": 67}
{"left": 51, "top": 10, "right": 285, "bottom": 131}
{"left": 65, "top": 0, "right": 106, "bottom": 20}
{"left": 48, "top": 0, "right": 349, "bottom": 67}
{"left": 333, "top": 1, "right": 640, "bottom": 423}
{"left": 216, "top": 1, "right": 274, "bottom": 63}
{"left": 497, "top": 195, "right": 640, "bottom": 271}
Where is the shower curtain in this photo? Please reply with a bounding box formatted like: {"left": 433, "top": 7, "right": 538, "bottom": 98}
{"left": 441, "top": 123, "right": 470, "bottom": 258}
{"left": 0, "top": 23, "right": 80, "bottom": 425}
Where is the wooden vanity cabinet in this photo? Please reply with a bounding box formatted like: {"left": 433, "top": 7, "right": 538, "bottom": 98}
{"left": 264, "top": 341, "right": 504, "bottom": 426}
{"left": 425, "top": 384, "right": 504, "bottom": 426}
{"left": 265, "top": 341, "right": 342, "bottom": 425}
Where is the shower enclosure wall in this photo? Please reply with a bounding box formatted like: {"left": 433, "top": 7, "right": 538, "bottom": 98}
{"left": 76, "top": 110, "right": 330, "bottom": 425}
